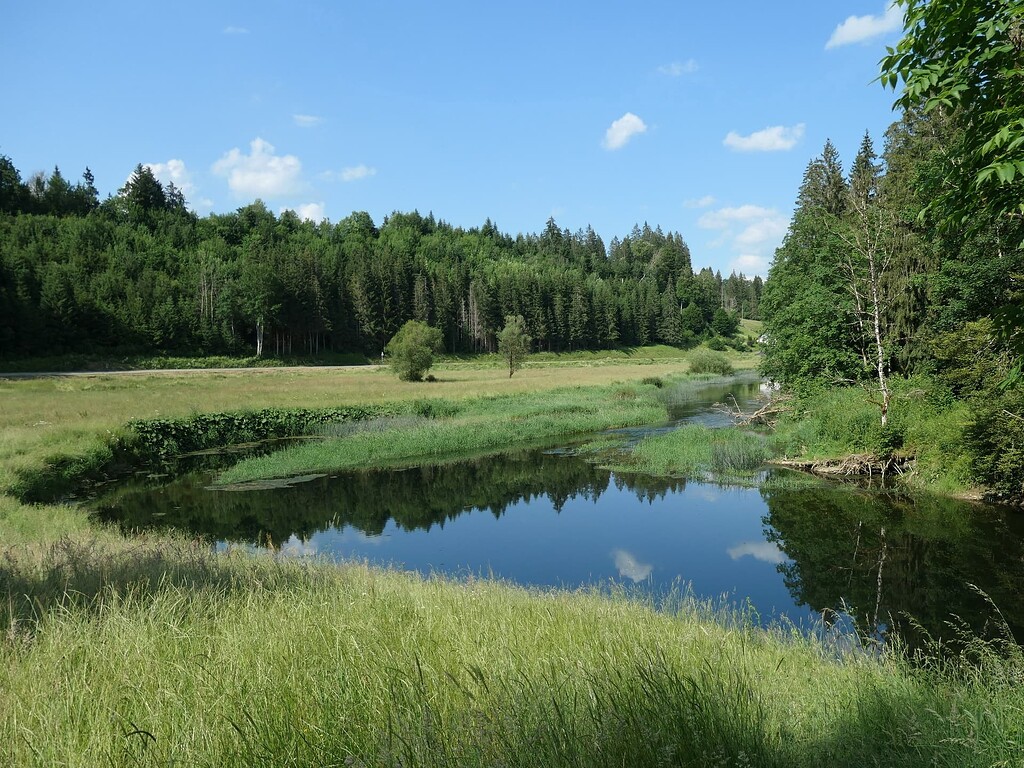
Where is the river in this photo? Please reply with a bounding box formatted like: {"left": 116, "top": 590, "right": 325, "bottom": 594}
{"left": 90, "top": 376, "right": 1024, "bottom": 652}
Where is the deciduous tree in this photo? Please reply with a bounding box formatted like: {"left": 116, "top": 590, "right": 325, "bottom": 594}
{"left": 386, "top": 320, "right": 443, "bottom": 381}
{"left": 497, "top": 314, "right": 531, "bottom": 378}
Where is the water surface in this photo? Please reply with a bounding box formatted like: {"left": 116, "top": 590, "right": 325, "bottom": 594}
{"left": 91, "top": 375, "right": 1024, "bottom": 649}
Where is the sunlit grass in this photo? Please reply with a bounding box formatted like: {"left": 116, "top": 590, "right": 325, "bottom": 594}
{"left": 0, "top": 357, "right": 737, "bottom": 498}
{"left": 1, "top": 525, "right": 1020, "bottom": 767}
{"left": 218, "top": 384, "right": 668, "bottom": 484}
{"left": 612, "top": 424, "right": 772, "bottom": 482}
{"left": 770, "top": 377, "right": 976, "bottom": 496}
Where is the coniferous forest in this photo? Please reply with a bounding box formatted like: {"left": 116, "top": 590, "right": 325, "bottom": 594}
{"left": 0, "top": 159, "right": 762, "bottom": 360}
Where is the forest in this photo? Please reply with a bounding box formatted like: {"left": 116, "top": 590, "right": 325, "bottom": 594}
{"left": 761, "top": 30, "right": 1024, "bottom": 507}
{"left": 0, "top": 158, "right": 761, "bottom": 360}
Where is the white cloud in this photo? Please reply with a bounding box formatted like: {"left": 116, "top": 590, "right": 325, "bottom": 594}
{"left": 826, "top": 4, "right": 902, "bottom": 49}
{"left": 142, "top": 158, "right": 195, "bottom": 197}
{"left": 612, "top": 549, "right": 653, "bottom": 582}
{"left": 727, "top": 541, "right": 787, "bottom": 564}
{"left": 698, "top": 204, "right": 787, "bottom": 277}
{"left": 340, "top": 164, "right": 377, "bottom": 182}
{"left": 735, "top": 216, "right": 788, "bottom": 248}
{"left": 684, "top": 195, "right": 716, "bottom": 209}
{"left": 698, "top": 204, "right": 777, "bottom": 229}
{"left": 657, "top": 59, "right": 698, "bottom": 76}
{"left": 732, "top": 254, "right": 770, "bottom": 274}
{"left": 602, "top": 112, "right": 647, "bottom": 150}
{"left": 293, "top": 114, "right": 323, "bottom": 128}
{"left": 724, "top": 124, "right": 805, "bottom": 152}
{"left": 281, "top": 202, "right": 325, "bottom": 222}
{"left": 224, "top": 26, "right": 249, "bottom": 35}
{"left": 212, "top": 138, "right": 303, "bottom": 198}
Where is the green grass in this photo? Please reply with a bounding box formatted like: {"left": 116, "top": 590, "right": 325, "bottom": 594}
{"left": 770, "top": 377, "right": 977, "bottom": 496}
{"left": 612, "top": 425, "right": 772, "bottom": 482}
{"left": 1, "top": 522, "right": 1022, "bottom": 767}
{"left": 218, "top": 383, "right": 669, "bottom": 484}
{"left": 3, "top": 361, "right": 1021, "bottom": 765}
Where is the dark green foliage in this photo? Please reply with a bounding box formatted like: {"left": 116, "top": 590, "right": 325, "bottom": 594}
{"left": 710, "top": 307, "right": 739, "bottom": 337}
{"left": 386, "top": 320, "right": 443, "bottom": 381}
{"left": 760, "top": 144, "right": 863, "bottom": 387}
{"left": 124, "top": 406, "right": 400, "bottom": 460}
{"left": 966, "top": 392, "right": 1024, "bottom": 502}
{"left": 0, "top": 153, "right": 761, "bottom": 363}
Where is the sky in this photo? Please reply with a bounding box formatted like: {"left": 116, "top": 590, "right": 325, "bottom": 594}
{"left": 1, "top": 2, "right": 908, "bottom": 277}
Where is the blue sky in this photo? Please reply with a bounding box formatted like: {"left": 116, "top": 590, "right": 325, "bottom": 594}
{"left": 2, "top": 2, "right": 906, "bottom": 277}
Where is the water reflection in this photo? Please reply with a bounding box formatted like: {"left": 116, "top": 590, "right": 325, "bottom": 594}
{"left": 727, "top": 541, "right": 787, "bottom": 565}
{"left": 92, "top": 449, "right": 802, "bottom": 625}
{"left": 761, "top": 484, "right": 1024, "bottom": 652}
{"left": 612, "top": 548, "right": 653, "bottom": 582}
{"left": 89, "top": 372, "right": 1024, "bottom": 651}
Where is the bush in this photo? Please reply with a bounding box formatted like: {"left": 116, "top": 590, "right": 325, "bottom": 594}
{"left": 688, "top": 349, "right": 733, "bottom": 376}
{"left": 706, "top": 337, "right": 728, "bottom": 351}
{"left": 386, "top": 321, "right": 444, "bottom": 381}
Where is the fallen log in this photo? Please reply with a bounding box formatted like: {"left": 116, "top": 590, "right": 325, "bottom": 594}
{"left": 771, "top": 453, "right": 913, "bottom": 479}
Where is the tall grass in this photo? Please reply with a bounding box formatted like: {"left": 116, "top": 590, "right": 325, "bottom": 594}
{"left": 770, "top": 377, "right": 976, "bottom": 495}
{"left": 1, "top": 527, "right": 1021, "bottom": 767}
{"left": 0, "top": 359, "right": 721, "bottom": 499}
{"left": 218, "top": 384, "right": 668, "bottom": 484}
{"left": 618, "top": 425, "right": 771, "bottom": 482}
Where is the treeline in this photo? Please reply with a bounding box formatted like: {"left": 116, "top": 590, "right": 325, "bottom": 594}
{"left": 760, "top": 109, "right": 1024, "bottom": 499}
{"left": 0, "top": 158, "right": 762, "bottom": 360}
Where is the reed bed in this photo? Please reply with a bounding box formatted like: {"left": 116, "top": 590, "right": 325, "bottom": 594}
{"left": 617, "top": 425, "right": 772, "bottom": 482}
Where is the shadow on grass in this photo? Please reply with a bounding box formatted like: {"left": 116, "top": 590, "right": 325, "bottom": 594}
{"left": 0, "top": 534, "right": 321, "bottom": 631}
{"left": 227, "top": 649, "right": 1000, "bottom": 768}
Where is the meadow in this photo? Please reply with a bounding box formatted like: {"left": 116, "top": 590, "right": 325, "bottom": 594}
{"left": 2, "top": 345, "right": 1022, "bottom": 766}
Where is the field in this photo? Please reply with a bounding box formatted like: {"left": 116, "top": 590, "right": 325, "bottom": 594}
{"left": 2, "top": 344, "right": 1022, "bottom": 767}
{"left": 0, "top": 345, "right": 755, "bottom": 498}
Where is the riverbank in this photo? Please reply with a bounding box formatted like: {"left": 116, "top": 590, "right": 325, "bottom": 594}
{"left": 2, "top": 500, "right": 1021, "bottom": 767}
{"left": 0, "top": 348, "right": 754, "bottom": 501}
{"left": 3, "top": 358, "right": 1022, "bottom": 765}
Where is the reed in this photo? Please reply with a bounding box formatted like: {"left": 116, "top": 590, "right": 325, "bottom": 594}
{"left": 618, "top": 425, "right": 771, "bottom": 482}
{"left": 217, "top": 384, "right": 667, "bottom": 484}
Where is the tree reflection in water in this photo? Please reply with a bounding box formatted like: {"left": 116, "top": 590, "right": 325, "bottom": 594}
{"left": 761, "top": 482, "right": 1024, "bottom": 653}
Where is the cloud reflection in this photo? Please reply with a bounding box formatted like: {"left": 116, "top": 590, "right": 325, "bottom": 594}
{"left": 727, "top": 541, "right": 786, "bottom": 564}
{"left": 612, "top": 549, "right": 653, "bottom": 582}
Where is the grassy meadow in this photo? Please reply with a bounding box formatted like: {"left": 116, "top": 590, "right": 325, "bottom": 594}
{"left": 2, "top": 342, "right": 1023, "bottom": 766}
{"left": 2, "top": 515, "right": 1023, "bottom": 767}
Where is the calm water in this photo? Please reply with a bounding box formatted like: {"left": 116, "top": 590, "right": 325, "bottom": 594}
{"left": 91, "top": 376, "right": 1024, "bottom": 649}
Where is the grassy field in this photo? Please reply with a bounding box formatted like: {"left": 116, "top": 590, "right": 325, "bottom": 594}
{"left": 1, "top": 511, "right": 1021, "bottom": 767}
{"left": 0, "top": 345, "right": 757, "bottom": 498}
{"left": 3, "top": 346, "right": 1023, "bottom": 766}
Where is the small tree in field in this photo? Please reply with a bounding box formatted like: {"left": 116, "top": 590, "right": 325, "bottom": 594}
{"left": 498, "top": 314, "right": 531, "bottom": 378}
{"left": 386, "top": 320, "right": 443, "bottom": 381}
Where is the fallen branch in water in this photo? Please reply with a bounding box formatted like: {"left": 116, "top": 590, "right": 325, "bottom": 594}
{"left": 771, "top": 453, "right": 913, "bottom": 479}
{"left": 714, "top": 391, "right": 792, "bottom": 428}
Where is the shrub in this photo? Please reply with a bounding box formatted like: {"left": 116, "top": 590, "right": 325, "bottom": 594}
{"left": 688, "top": 349, "right": 733, "bottom": 376}
{"left": 386, "top": 320, "right": 444, "bottom": 381}
{"left": 706, "top": 337, "right": 728, "bottom": 351}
